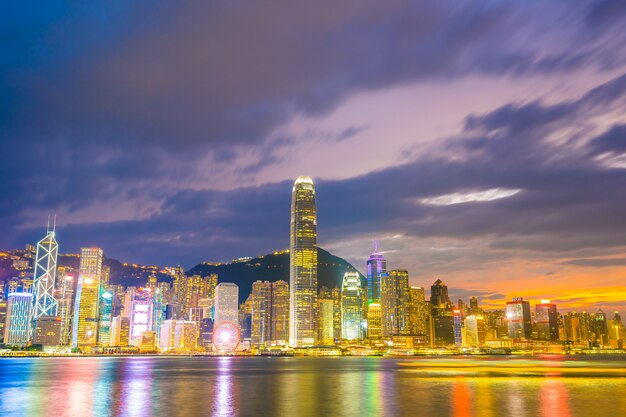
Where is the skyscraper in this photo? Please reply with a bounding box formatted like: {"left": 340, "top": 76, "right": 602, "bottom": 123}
{"left": 506, "top": 298, "right": 532, "bottom": 340}
{"left": 341, "top": 271, "right": 364, "bottom": 340}
{"left": 129, "top": 288, "right": 154, "bottom": 346}
{"left": 464, "top": 315, "right": 486, "bottom": 346}
{"left": 318, "top": 299, "right": 335, "bottom": 344}
{"left": 430, "top": 279, "right": 451, "bottom": 307}
{"left": 366, "top": 247, "right": 386, "bottom": 303}
{"left": 453, "top": 308, "right": 463, "bottom": 346}
{"left": 215, "top": 283, "right": 239, "bottom": 326}
{"left": 98, "top": 291, "right": 114, "bottom": 346}
{"left": 380, "top": 270, "right": 409, "bottom": 337}
{"left": 407, "top": 286, "right": 429, "bottom": 336}
{"left": 251, "top": 281, "right": 272, "bottom": 347}
{"left": 271, "top": 280, "right": 289, "bottom": 346}
{"left": 289, "top": 176, "right": 318, "bottom": 347}
{"left": 535, "top": 300, "right": 559, "bottom": 341}
{"left": 4, "top": 292, "right": 33, "bottom": 346}
{"left": 55, "top": 269, "right": 74, "bottom": 345}
{"left": 31, "top": 224, "right": 59, "bottom": 335}
{"left": 72, "top": 247, "right": 103, "bottom": 349}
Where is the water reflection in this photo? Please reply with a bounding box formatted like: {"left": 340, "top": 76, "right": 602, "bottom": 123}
{"left": 0, "top": 356, "right": 624, "bottom": 417}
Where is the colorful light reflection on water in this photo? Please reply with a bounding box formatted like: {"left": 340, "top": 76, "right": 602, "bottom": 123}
{"left": 0, "top": 356, "right": 625, "bottom": 417}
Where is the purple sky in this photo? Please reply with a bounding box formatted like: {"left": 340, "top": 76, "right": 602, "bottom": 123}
{"left": 2, "top": 1, "right": 626, "bottom": 310}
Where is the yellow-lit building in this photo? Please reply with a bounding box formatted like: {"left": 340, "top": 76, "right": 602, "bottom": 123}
{"left": 367, "top": 303, "right": 382, "bottom": 339}
{"left": 318, "top": 299, "right": 335, "bottom": 345}
{"left": 289, "top": 176, "right": 318, "bottom": 347}
{"left": 72, "top": 247, "right": 103, "bottom": 349}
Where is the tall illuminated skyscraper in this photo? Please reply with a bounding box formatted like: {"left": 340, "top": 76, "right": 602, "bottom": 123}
{"left": 341, "top": 271, "right": 364, "bottom": 340}
{"left": 506, "top": 297, "right": 531, "bottom": 340}
{"left": 380, "top": 270, "right": 409, "bottom": 337}
{"left": 366, "top": 246, "right": 386, "bottom": 303}
{"left": 289, "top": 176, "right": 318, "bottom": 347}
{"left": 98, "top": 291, "right": 114, "bottom": 346}
{"left": 129, "top": 288, "right": 154, "bottom": 346}
{"left": 271, "top": 280, "right": 289, "bottom": 346}
{"left": 251, "top": 281, "right": 272, "bottom": 347}
{"left": 31, "top": 223, "right": 59, "bottom": 335}
{"left": 55, "top": 268, "right": 74, "bottom": 345}
{"left": 72, "top": 247, "right": 103, "bottom": 348}
{"left": 535, "top": 300, "right": 559, "bottom": 341}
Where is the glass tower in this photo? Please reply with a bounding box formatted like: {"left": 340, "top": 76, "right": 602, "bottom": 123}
{"left": 341, "top": 271, "right": 364, "bottom": 340}
{"left": 31, "top": 224, "right": 59, "bottom": 336}
{"left": 366, "top": 249, "right": 386, "bottom": 303}
{"left": 289, "top": 176, "right": 318, "bottom": 347}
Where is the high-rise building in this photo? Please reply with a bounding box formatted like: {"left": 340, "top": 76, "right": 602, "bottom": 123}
{"left": 407, "top": 286, "right": 429, "bottom": 336}
{"left": 271, "top": 280, "right": 289, "bottom": 345}
{"left": 289, "top": 176, "right": 318, "bottom": 347}
{"left": 341, "top": 272, "right": 364, "bottom": 340}
{"left": 215, "top": 283, "right": 239, "bottom": 326}
{"left": 251, "top": 281, "right": 272, "bottom": 347}
{"left": 380, "top": 270, "right": 409, "bottom": 337}
{"left": 453, "top": 308, "right": 463, "bottom": 346}
{"left": 111, "top": 316, "right": 130, "bottom": 347}
{"left": 366, "top": 248, "right": 386, "bottom": 303}
{"left": 98, "top": 291, "right": 114, "bottom": 346}
{"left": 4, "top": 292, "right": 33, "bottom": 346}
{"left": 367, "top": 303, "right": 382, "bottom": 339}
{"left": 55, "top": 269, "right": 74, "bottom": 345}
{"left": 506, "top": 298, "right": 532, "bottom": 339}
{"left": 129, "top": 288, "right": 154, "bottom": 346}
{"left": 72, "top": 248, "right": 103, "bottom": 348}
{"left": 430, "top": 279, "right": 451, "bottom": 307}
{"left": 174, "top": 321, "right": 198, "bottom": 352}
{"left": 464, "top": 315, "right": 486, "bottom": 346}
{"left": 595, "top": 309, "right": 608, "bottom": 346}
{"left": 535, "top": 300, "right": 559, "bottom": 341}
{"left": 318, "top": 299, "right": 335, "bottom": 344}
{"left": 31, "top": 224, "right": 59, "bottom": 336}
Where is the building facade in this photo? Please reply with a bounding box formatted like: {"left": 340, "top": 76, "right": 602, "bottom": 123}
{"left": 289, "top": 176, "right": 318, "bottom": 347}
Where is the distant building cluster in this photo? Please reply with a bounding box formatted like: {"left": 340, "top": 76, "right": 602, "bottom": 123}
{"left": 0, "top": 177, "right": 624, "bottom": 355}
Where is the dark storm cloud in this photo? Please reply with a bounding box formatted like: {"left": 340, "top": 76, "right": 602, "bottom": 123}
{"left": 3, "top": 1, "right": 626, "bottom": 265}
{"left": 10, "top": 71, "right": 625, "bottom": 267}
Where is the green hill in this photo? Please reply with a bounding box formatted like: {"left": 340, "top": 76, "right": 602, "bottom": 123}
{"left": 187, "top": 247, "right": 364, "bottom": 302}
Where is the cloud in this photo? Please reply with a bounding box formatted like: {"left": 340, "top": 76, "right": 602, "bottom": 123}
{"left": 561, "top": 258, "right": 626, "bottom": 267}
{"left": 420, "top": 188, "right": 522, "bottom": 206}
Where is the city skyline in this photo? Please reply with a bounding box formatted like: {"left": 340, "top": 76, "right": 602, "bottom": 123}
{"left": 2, "top": 3, "right": 626, "bottom": 316}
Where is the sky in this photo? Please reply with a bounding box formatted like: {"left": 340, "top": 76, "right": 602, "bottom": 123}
{"left": 2, "top": 1, "right": 626, "bottom": 311}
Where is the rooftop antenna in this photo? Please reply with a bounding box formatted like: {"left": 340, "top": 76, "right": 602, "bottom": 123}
{"left": 47, "top": 214, "right": 51, "bottom": 234}
{"left": 373, "top": 239, "right": 379, "bottom": 253}
{"left": 53, "top": 214, "right": 57, "bottom": 233}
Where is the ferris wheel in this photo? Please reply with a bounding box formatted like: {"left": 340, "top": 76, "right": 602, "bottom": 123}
{"left": 212, "top": 321, "right": 240, "bottom": 352}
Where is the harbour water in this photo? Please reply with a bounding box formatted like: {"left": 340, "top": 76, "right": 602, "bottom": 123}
{"left": 0, "top": 356, "right": 625, "bottom": 416}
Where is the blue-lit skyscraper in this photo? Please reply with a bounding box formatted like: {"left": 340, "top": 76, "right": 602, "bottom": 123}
{"left": 366, "top": 245, "right": 386, "bottom": 303}
{"left": 4, "top": 293, "right": 33, "bottom": 346}
{"left": 98, "top": 291, "right": 113, "bottom": 346}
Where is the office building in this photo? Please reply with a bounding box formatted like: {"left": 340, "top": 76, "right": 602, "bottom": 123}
{"left": 366, "top": 248, "right": 386, "bottom": 303}
{"left": 289, "top": 176, "right": 318, "bottom": 347}
{"left": 31, "top": 225, "right": 59, "bottom": 335}
{"left": 506, "top": 298, "right": 532, "bottom": 339}
{"left": 341, "top": 271, "right": 364, "bottom": 340}
{"left": 535, "top": 300, "right": 559, "bottom": 341}
{"left": 215, "top": 283, "right": 239, "bottom": 326}
{"left": 380, "top": 270, "right": 409, "bottom": 337}
{"left": 72, "top": 248, "right": 103, "bottom": 348}
{"left": 4, "top": 292, "right": 33, "bottom": 346}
